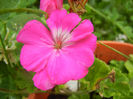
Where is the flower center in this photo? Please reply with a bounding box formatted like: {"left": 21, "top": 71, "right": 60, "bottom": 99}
{"left": 54, "top": 41, "right": 62, "bottom": 49}
{"left": 53, "top": 28, "right": 72, "bottom": 49}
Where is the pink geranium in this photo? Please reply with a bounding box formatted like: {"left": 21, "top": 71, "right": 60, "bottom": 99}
{"left": 40, "top": 0, "right": 63, "bottom": 15}
{"left": 17, "top": 10, "right": 97, "bottom": 90}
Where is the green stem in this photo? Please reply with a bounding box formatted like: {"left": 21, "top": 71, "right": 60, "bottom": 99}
{"left": 0, "top": 88, "right": 45, "bottom": 94}
{"left": 86, "top": 4, "right": 133, "bottom": 43}
{"left": 0, "top": 33, "right": 13, "bottom": 72}
{"left": 0, "top": 87, "right": 90, "bottom": 95}
{"left": 86, "top": 4, "right": 107, "bottom": 20}
{"left": 0, "top": 8, "right": 46, "bottom": 15}
{"left": 97, "top": 41, "right": 130, "bottom": 59}
{"left": 3, "top": 23, "right": 7, "bottom": 39}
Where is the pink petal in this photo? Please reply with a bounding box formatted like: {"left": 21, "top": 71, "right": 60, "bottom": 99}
{"left": 47, "top": 10, "right": 81, "bottom": 33}
{"left": 70, "top": 20, "right": 96, "bottom": 52}
{"left": 72, "top": 19, "right": 94, "bottom": 37}
{"left": 40, "top": 0, "right": 63, "bottom": 15}
{"left": 17, "top": 20, "right": 53, "bottom": 45}
{"left": 46, "top": 10, "right": 67, "bottom": 32}
{"left": 20, "top": 45, "right": 53, "bottom": 72}
{"left": 56, "top": 0, "right": 63, "bottom": 9}
{"left": 45, "top": 2, "right": 57, "bottom": 15}
{"left": 61, "top": 13, "right": 81, "bottom": 32}
{"left": 40, "top": 0, "right": 50, "bottom": 12}
{"left": 71, "top": 34, "right": 97, "bottom": 52}
{"left": 46, "top": 47, "right": 94, "bottom": 85}
{"left": 33, "top": 69, "right": 55, "bottom": 91}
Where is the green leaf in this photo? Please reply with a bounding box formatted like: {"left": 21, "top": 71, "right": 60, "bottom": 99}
{"left": 80, "top": 58, "right": 111, "bottom": 91}
{"left": 0, "top": 61, "right": 9, "bottom": 75}
{"left": 0, "top": 0, "right": 19, "bottom": 9}
{"left": 116, "top": 22, "right": 133, "bottom": 40}
{"left": 99, "top": 68, "right": 130, "bottom": 98}
{"left": 125, "top": 60, "right": 133, "bottom": 79}
{"left": 109, "top": 60, "right": 127, "bottom": 73}
{"left": 0, "top": 0, "right": 19, "bottom": 20}
{"left": 124, "top": 55, "right": 133, "bottom": 92}
{"left": 114, "top": 95, "right": 133, "bottom": 99}
{"left": 0, "top": 61, "right": 20, "bottom": 99}
{"left": 0, "top": 61, "right": 17, "bottom": 89}
{"left": 63, "top": 4, "right": 70, "bottom": 11}
{"left": 14, "top": 68, "right": 36, "bottom": 93}
{"left": 0, "top": 0, "right": 37, "bottom": 21}
{"left": 18, "top": 0, "right": 36, "bottom": 8}
{"left": 130, "top": 16, "right": 133, "bottom": 21}
{"left": 129, "top": 54, "right": 133, "bottom": 62}
{"left": 68, "top": 94, "right": 90, "bottom": 99}
{"left": 123, "top": 26, "right": 133, "bottom": 39}
{"left": 7, "top": 13, "right": 41, "bottom": 32}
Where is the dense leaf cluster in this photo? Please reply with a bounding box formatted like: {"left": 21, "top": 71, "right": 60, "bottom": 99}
{"left": 68, "top": 56, "right": 133, "bottom": 99}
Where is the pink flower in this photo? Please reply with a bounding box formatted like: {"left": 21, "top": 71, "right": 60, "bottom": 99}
{"left": 16, "top": 10, "right": 97, "bottom": 90}
{"left": 40, "top": 0, "right": 63, "bottom": 15}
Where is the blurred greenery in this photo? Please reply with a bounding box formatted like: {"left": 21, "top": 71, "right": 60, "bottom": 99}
{"left": 84, "top": 0, "right": 133, "bottom": 43}
{"left": 0, "top": 0, "right": 133, "bottom": 99}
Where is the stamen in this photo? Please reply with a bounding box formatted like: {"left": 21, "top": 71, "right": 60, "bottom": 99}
{"left": 54, "top": 41, "right": 62, "bottom": 49}
{"left": 53, "top": 28, "right": 72, "bottom": 49}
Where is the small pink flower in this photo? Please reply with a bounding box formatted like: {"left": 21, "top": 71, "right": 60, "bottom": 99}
{"left": 17, "top": 10, "right": 97, "bottom": 90}
{"left": 40, "top": 0, "right": 63, "bottom": 15}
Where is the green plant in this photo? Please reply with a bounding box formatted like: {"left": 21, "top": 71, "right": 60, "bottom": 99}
{"left": 0, "top": 0, "right": 133, "bottom": 99}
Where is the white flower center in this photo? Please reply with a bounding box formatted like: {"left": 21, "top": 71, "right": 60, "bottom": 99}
{"left": 53, "top": 28, "right": 71, "bottom": 49}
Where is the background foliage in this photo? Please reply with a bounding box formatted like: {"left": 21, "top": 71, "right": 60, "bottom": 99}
{"left": 0, "top": 0, "right": 133, "bottom": 99}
